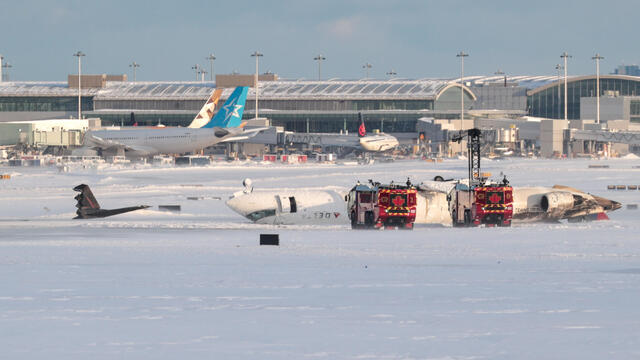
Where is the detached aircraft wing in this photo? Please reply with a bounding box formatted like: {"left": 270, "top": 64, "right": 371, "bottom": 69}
{"left": 73, "top": 184, "right": 150, "bottom": 219}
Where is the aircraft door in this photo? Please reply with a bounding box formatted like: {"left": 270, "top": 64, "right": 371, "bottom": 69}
{"left": 276, "top": 195, "right": 291, "bottom": 213}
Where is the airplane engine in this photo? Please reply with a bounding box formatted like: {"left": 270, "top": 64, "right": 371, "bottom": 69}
{"left": 540, "top": 192, "right": 575, "bottom": 218}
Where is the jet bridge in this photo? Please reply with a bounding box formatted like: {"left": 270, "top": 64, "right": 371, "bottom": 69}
{"left": 567, "top": 129, "right": 640, "bottom": 146}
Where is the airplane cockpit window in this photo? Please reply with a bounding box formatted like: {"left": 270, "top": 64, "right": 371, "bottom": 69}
{"left": 289, "top": 197, "right": 297, "bottom": 213}
{"left": 246, "top": 209, "right": 276, "bottom": 221}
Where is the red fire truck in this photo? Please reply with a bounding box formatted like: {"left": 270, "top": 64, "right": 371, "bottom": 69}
{"left": 347, "top": 181, "right": 417, "bottom": 229}
{"left": 449, "top": 129, "right": 514, "bottom": 227}
{"left": 473, "top": 185, "right": 513, "bottom": 226}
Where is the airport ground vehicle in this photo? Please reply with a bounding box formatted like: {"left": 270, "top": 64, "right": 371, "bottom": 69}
{"left": 448, "top": 129, "right": 514, "bottom": 227}
{"left": 347, "top": 181, "right": 417, "bottom": 229}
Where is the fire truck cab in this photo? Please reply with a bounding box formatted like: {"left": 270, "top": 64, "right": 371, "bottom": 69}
{"left": 346, "top": 184, "right": 378, "bottom": 228}
{"left": 347, "top": 181, "right": 417, "bottom": 229}
{"left": 449, "top": 179, "right": 513, "bottom": 227}
{"left": 473, "top": 184, "right": 513, "bottom": 226}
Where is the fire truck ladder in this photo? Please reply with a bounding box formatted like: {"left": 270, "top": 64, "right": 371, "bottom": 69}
{"left": 452, "top": 128, "right": 482, "bottom": 188}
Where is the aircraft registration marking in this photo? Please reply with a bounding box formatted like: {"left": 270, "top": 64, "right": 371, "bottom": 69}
{"left": 312, "top": 211, "right": 340, "bottom": 219}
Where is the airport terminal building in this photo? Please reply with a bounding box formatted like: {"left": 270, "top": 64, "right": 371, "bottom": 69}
{"left": 3, "top": 73, "right": 640, "bottom": 134}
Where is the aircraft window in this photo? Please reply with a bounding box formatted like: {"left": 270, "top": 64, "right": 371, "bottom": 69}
{"left": 246, "top": 209, "right": 276, "bottom": 221}
{"left": 289, "top": 197, "right": 297, "bottom": 213}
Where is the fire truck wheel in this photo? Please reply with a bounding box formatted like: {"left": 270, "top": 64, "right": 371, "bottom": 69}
{"left": 364, "top": 211, "right": 375, "bottom": 227}
{"left": 499, "top": 220, "right": 512, "bottom": 227}
{"left": 350, "top": 212, "right": 359, "bottom": 229}
{"left": 464, "top": 209, "right": 472, "bottom": 227}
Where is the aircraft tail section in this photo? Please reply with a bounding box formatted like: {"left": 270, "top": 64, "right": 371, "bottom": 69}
{"left": 73, "top": 184, "right": 100, "bottom": 210}
{"left": 188, "top": 89, "right": 224, "bottom": 128}
{"left": 358, "top": 112, "right": 367, "bottom": 138}
{"left": 202, "top": 87, "right": 249, "bottom": 129}
{"left": 73, "top": 184, "right": 150, "bottom": 219}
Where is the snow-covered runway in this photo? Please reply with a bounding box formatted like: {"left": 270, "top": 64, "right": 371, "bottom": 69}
{"left": 1, "top": 159, "right": 639, "bottom": 359}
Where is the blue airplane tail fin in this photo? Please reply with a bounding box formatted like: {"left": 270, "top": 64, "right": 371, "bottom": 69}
{"left": 202, "top": 86, "right": 249, "bottom": 128}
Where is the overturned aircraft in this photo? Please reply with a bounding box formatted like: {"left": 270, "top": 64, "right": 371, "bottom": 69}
{"left": 226, "top": 179, "right": 621, "bottom": 226}
{"left": 73, "top": 184, "right": 150, "bottom": 219}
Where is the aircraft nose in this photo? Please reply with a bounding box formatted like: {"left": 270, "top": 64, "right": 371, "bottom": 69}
{"left": 226, "top": 195, "right": 250, "bottom": 216}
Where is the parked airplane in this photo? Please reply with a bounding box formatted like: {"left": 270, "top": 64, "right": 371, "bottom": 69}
{"left": 357, "top": 113, "right": 399, "bottom": 152}
{"left": 73, "top": 184, "right": 149, "bottom": 219}
{"left": 188, "top": 88, "right": 223, "bottom": 128}
{"left": 83, "top": 87, "right": 263, "bottom": 157}
{"left": 226, "top": 178, "right": 621, "bottom": 226}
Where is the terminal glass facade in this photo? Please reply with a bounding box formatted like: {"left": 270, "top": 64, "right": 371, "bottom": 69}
{"left": 630, "top": 100, "right": 640, "bottom": 123}
{"left": 268, "top": 113, "right": 421, "bottom": 133}
{"left": 528, "top": 78, "right": 640, "bottom": 119}
{"left": 0, "top": 96, "right": 92, "bottom": 112}
{"left": 248, "top": 99, "right": 434, "bottom": 112}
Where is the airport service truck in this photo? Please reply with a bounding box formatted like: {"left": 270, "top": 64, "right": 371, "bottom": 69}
{"left": 449, "top": 182, "right": 513, "bottom": 227}
{"left": 449, "top": 128, "right": 513, "bottom": 227}
{"left": 347, "top": 181, "right": 417, "bottom": 229}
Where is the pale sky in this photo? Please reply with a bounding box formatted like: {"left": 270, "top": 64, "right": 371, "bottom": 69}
{"left": 0, "top": 0, "right": 636, "bottom": 81}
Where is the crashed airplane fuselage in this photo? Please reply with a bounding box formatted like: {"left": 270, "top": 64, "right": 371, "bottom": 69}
{"left": 226, "top": 180, "right": 621, "bottom": 226}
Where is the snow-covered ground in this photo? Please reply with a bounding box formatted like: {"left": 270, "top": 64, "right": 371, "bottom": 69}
{"left": 1, "top": 158, "right": 639, "bottom": 359}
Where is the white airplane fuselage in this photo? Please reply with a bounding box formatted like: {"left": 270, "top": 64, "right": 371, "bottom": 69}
{"left": 358, "top": 134, "right": 399, "bottom": 152}
{"left": 226, "top": 183, "right": 620, "bottom": 226}
{"left": 226, "top": 190, "right": 349, "bottom": 225}
{"left": 84, "top": 127, "right": 242, "bottom": 156}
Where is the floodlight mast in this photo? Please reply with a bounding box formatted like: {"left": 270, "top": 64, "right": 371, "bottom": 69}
{"left": 129, "top": 61, "right": 140, "bottom": 82}
{"left": 560, "top": 52, "right": 571, "bottom": 121}
{"left": 362, "top": 63, "right": 372, "bottom": 79}
{"left": 73, "top": 51, "right": 85, "bottom": 120}
{"left": 592, "top": 53, "right": 604, "bottom": 124}
{"left": 251, "top": 51, "right": 263, "bottom": 120}
{"left": 206, "top": 54, "right": 216, "bottom": 81}
{"left": 314, "top": 54, "right": 326, "bottom": 80}
{"left": 456, "top": 51, "right": 469, "bottom": 154}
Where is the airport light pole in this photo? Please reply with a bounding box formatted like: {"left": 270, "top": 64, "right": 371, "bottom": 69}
{"left": 592, "top": 53, "right": 604, "bottom": 124}
{"left": 313, "top": 54, "right": 326, "bottom": 80}
{"left": 362, "top": 63, "right": 372, "bottom": 79}
{"left": 73, "top": 51, "right": 85, "bottom": 120}
{"left": 191, "top": 64, "right": 200, "bottom": 81}
{"left": 560, "top": 52, "right": 571, "bottom": 121}
{"left": 251, "top": 51, "right": 263, "bottom": 120}
{"left": 200, "top": 69, "right": 207, "bottom": 82}
{"left": 494, "top": 69, "right": 506, "bottom": 86}
{"left": 456, "top": 51, "right": 469, "bottom": 132}
{"left": 555, "top": 64, "right": 562, "bottom": 118}
{"left": 0, "top": 55, "right": 3, "bottom": 83}
{"left": 386, "top": 69, "right": 397, "bottom": 79}
{"left": 456, "top": 51, "right": 469, "bottom": 155}
{"left": 129, "top": 61, "right": 140, "bottom": 82}
{"left": 1, "top": 62, "right": 10, "bottom": 82}
{"left": 206, "top": 54, "right": 216, "bottom": 81}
